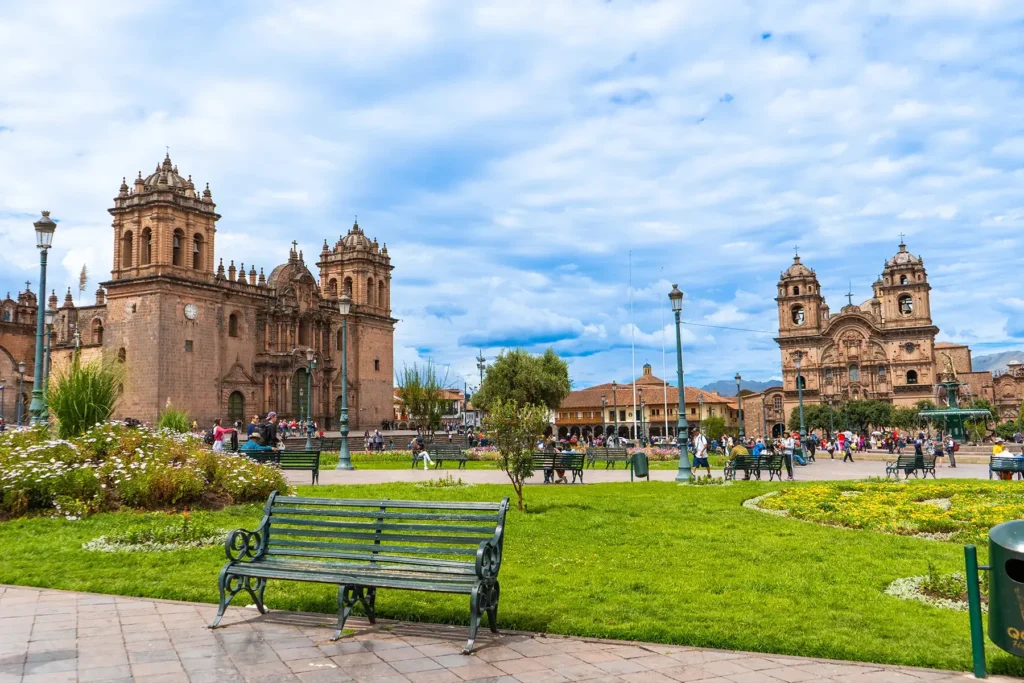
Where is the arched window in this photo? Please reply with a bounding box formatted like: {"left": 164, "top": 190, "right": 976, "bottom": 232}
{"left": 796, "top": 376, "right": 806, "bottom": 390}
{"left": 898, "top": 294, "right": 913, "bottom": 315}
{"left": 228, "top": 313, "right": 239, "bottom": 337}
{"left": 92, "top": 319, "right": 104, "bottom": 345}
{"left": 367, "top": 277, "right": 375, "bottom": 306}
{"left": 378, "top": 281, "right": 385, "bottom": 309}
{"left": 824, "top": 368, "right": 833, "bottom": 379}
{"left": 773, "top": 396, "right": 782, "bottom": 411}
{"left": 906, "top": 370, "right": 918, "bottom": 385}
{"left": 343, "top": 277, "right": 353, "bottom": 297}
{"left": 791, "top": 305, "right": 805, "bottom": 325}
{"left": 878, "top": 365, "right": 886, "bottom": 379}
{"left": 228, "top": 391, "right": 245, "bottom": 424}
{"left": 192, "top": 234, "right": 204, "bottom": 270}
{"left": 172, "top": 229, "right": 184, "bottom": 267}
{"left": 374, "top": 358, "right": 380, "bottom": 372}
{"left": 792, "top": 286, "right": 800, "bottom": 295}
{"left": 117, "top": 347, "right": 126, "bottom": 363}
{"left": 298, "top": 320, "right": 309, "bottom": 346}
{"left": 899, "top": 275, "right": 908, "bottom": 285}
{"left": 327, "top": 279, "right": 338, "bottom": 297}
{"left": 121, "top": 231, "right": 133, "bottom": 268}
{"left": 140, "top": 228, "right": 152, "bottom": 265}
{"left": 848, "top": 364, "right": 860, "bottom": 382}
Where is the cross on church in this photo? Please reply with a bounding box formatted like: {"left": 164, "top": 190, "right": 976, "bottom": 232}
{"left": 291, "top": 240, "right": 298, "bottom": 250}
{"left": 898, "top": 232, "right": 906, "bottom": 244}
{"left": 24, "top": 281, "right": 30, "bottom": 292}
{"left": 794, "top": 245, "right": 799, "bottom": 257}
{"left": 846, "top": 281, "right": 854, "bottom": 306}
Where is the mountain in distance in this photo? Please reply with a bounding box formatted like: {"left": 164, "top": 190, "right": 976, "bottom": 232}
{"left": 700, "top": 378, "right": 778, "bottom": 397}
{"left": 973, "top": 350, "right": 1024, "bottom": 373}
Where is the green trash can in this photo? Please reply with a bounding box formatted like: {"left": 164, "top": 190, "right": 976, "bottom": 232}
{"left": 988, "top": 520, "right": 1024, "bottom": 655}
{"left": 630, "top": 452, "right": 649, "bottom": 481}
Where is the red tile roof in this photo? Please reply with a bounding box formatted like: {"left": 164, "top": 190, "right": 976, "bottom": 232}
{"left": 560, "top": 374, "right": 736, "bottom": 409}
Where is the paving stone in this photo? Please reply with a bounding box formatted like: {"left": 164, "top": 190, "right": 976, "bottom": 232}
{"left": 78, "top": 664, "right": 134, "bottom": 681}
{"left": 393, "top": 657, "right": 446, "bottom": 674}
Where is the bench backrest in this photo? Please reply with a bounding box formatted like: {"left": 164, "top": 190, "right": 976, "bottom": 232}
{"left": 759, "top": 453, "right": 783, "bottom": 467}
{"left": 427, "top": 444, "right": 465, "bottom": 457}
{"left": 261, "top": 494, "right": 509, "bottom": 569}
{"left": 605, "top": 447, "right": 629, "bottom": 458}
{"left": 277, "top": 451, "right": 321, "bottom": 468}
{"left": 992, "top": 455, "right": 1024, "bottom": 469}
{"left": 532, "top": 452, "right": 584, "bottom": 466}
{"left": 896, "top": 454, "right": 919, "bottom": 465}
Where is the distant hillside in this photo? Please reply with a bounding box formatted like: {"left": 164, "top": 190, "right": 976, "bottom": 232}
{"left": 973, "top": 350, "right": 1024, "bottom": 373}
{"left": 700, "top": 379, "right": 778, "bottom": 397}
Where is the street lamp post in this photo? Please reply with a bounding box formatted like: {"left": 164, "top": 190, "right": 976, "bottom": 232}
{"left": 41, "top": 308, "right": 55, "bottom": 425}
{"left": 17, "top": 361, "right": 27, "bottom": 426}
{"left": 794, "top": 351, "right": 806, "bottom": 457}
{"left": 600, "top": 395, "right": 607, "bottom": 441}
{"left": 304, "top": 347, "right": 316, "bottom": 451}
{"left": 735, "top": 373, "right": 744, "bottom": 440}
{"left": 669, "top": 285, "right": 692, "bottom": 482}
{"left": 476, "top": 350, "right": 486, "bottom": 386}
{"left": 638, "top": 388, "right": 645, "bottom": 444}
{"left": 336, "top": 295, "right": 354, "bottom": 470}
{"left": 612, "top": 381, "right": 619, "bottom": 442}
{"left": 760, "top": 394, "right": 767, "bottom": 440}
{"left": 29, "top": 212, "right": 56, "bottom": 425}
{"left": 698, "top": 393, "right": 703, "bottom": 435}
{"left": 0, "top": 379, "right": 5, "bottom": 423}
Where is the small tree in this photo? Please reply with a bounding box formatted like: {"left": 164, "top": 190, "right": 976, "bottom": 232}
{"left": 701, "top": 415, "right": 726, "bottom": 442}
{"left": 472, "top": 348, "right": 570, "bottom": 413}
{"left": 396, "top": 361, "right": 449, "bottom": 438}
{"left": 484, "top": 399, "right": 547, "bottom": 512}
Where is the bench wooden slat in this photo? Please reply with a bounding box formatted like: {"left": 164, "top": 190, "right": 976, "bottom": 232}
{"left": 269, "top": 506, "right": 499, "bottom": 522}
{"left": 271, "top": 527, "right": 492, "bottom": 545}
{"left": 270, "top": 516, "right": 495, "bottom": 534}
{"left": 278, "top": 496, "right": 501, "bottom": 510}
{"left": 264, "top": 548, "right": 479, "bottom": 572}
{"left": 267, "top": 537, "right": 480, "bottom": 556}
{"left": 229, "top": 564, "right": 477, "bottom": 593}
{"left": 260, "top": 559, "right": 478, "bottom": 582}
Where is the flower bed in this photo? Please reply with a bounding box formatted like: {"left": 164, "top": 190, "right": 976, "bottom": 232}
{"left": 755, "top": 480, "right": 1024, "bottom": 543}
{"left": 82, "top": 510, "right": 226, "bottom": 552}
{"left": 0, "top": 423, "right": 289, "bottom": 519}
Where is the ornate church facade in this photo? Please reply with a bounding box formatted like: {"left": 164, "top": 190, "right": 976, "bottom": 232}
{"left": 772, "top": 240, "right": 994, "bottom": 421}
{"left": 46, "top": 154, "right": 396, "bottom": 428}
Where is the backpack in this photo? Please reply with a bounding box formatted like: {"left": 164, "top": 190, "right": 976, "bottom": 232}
{"left": 203, "top": 429, "right": 215, "bottom": 445}
{"left": 259, "top": 421, "right": 275, "bottom": 446}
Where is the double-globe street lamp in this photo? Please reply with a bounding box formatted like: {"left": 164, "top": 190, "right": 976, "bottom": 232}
{"left": 669, "top": 285, "right": 692, "bottom": 483}
{"left": 600, "top": 395, "right": 607, "bottom": 441}
{"left": 29, "top": 212, "right": 56, "bottom": 425}
{"left": 41, "top": 307, "right": 56, "bottom": 425}
{"left": 304, "top": 347, "right": 317, "bottom": 452}
{"left": 793, "top": 350, "right": 807, "bottom": 458}
{"left": 735, "top": 372, "right": 744, "bottom": 440}
{"left": 335, "top": 294, "right": 354, "bottom": 470}
{"left": 611, "top": 381, "right": 619, "bottom": 443}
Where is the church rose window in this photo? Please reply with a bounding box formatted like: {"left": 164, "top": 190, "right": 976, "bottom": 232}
{"left": 791, "top": 305, "right": 805, "bottom": 325}
{"left": 898, "top": 294, "right": 913, "bottom": 315}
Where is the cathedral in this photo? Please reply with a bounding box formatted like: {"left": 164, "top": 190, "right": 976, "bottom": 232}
{"left": 42, "top": 153, "right": 395, "bottom": 428}
{"left": 771, "top": 239, "right": 993, "bottom": 422}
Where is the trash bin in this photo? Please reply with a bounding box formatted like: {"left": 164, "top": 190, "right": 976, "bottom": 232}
{"left": 630, "top": 452, "right": 649, "bottom": 481}
{"left": 988, "top": 520, "right": 1024, "bottom": 655}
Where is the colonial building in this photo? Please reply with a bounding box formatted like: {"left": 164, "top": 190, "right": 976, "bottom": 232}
{"left": 556, "top": 363, "right": 739, "bottom": 439}
{"left": 738, "top": 386, "right": 786, "bottom": 439}
{"left": 994, "top": 361, "right": 1024, "bottom": 421}
{"left": 774, "top": 240, "right": 993, "bottom": 418}
{"left": 45, "top": 153, "right": 396, "bottom": 428}
{"left": 0, "top": 286, "right": 39, "bottom": 423}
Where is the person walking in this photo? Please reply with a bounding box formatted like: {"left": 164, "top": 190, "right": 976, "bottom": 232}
{"left": 842, "top": 437, "right": 854, "bottom": 463}
{"left": 246, "top": 415, "right": 259, "bottom": 439}
{"left": 211, "top": 418, "right": 235, "bottom": 453}
{"left": 692, "top": 429, "right": 711, "bottom": 478}
{"left": 946, "top": 435, "right": 957, "bottom": 468}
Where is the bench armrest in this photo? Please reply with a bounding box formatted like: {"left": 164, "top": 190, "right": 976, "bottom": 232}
{"left": 225, "top": 526, "right": 267, "bottom": 563}
{"left": 475, "top": 539, "right": 502, "bottom": 580}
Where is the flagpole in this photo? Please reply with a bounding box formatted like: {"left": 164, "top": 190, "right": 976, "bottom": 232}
{"left": 629, "top": 251, "right": 637, "bottom": 442}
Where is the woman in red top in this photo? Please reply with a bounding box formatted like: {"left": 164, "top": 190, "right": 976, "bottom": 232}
{"left": 212, "top": 418, "right": 236, "bottom": 453}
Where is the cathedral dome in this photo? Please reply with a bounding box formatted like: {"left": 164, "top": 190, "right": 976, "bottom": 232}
{"left": 781, "top": 254, "right": 813, "bottom": 279}
{"left": 267, "top": 245, "right": 317, "bottom": 288}
{"left": 341, "top": 220, "right": 372, "bottom": 250}
{"left": 886, "top": 241, "right": 921, "bottom": 267}
{"left": 143, "top": 153, "right": 191, "bottom": 190}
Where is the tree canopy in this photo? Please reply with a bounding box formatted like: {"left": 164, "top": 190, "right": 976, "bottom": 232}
{"left": 395, "top": 361, "right": 449, "bottom": 435}
{"left": 471, "top": 348, "right": 571, "bottom": 412}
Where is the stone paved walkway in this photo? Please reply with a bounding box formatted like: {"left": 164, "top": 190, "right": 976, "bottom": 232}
{"left": 0, "top": 586, "right": 1013, "bottom": 683}
{"left": 298, "top": 459, "right": 990, "bottom": 486}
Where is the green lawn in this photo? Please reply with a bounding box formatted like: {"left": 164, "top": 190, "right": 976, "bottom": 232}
{"left": 0, "top": 481, "right": 1016, "bottom": 675}
{"left": 332, "top": 453, "right": 721, "bottom": 470}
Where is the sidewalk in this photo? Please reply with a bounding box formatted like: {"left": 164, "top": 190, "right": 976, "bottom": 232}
{"left": 297, "top": 458, "right": 993, "bottom": 486}
{"left": 1, "top": 585, "right": 1011, "bottom": 683}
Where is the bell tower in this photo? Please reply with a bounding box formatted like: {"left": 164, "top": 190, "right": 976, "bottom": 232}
{"left": 108, "top": 153, "right": 220, "bottom": 281}
{"left": 879, "top": 238, "right": 931, "bottom": 328}
{"left": 776, "top": 252, "right": 825, "bottom": 338}
{"left": 317, "top": 220, "right": 392, "bottom": 316}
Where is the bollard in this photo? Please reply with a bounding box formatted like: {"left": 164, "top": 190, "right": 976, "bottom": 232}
{"left": 965, "top": 544, "right": 987, "bottom": 679}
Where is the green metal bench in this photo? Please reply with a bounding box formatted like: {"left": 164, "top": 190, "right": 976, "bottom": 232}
{"left": 533, "top": 452, "right": 585, "bottom": 483}
{"left": 885, "top": 453, "right": 936, "bottom": 479}
{"left": 724, "top": 454, "right": 759, "bottom": 481}
{"left": 757, "top": 453, "right": 785, "bottom": 481}
{"left": 990, "top": 455, "right": 1024, "bottom": 479}
{"left": 426, "top": 444, "right": 469, "bottom": 469}
{"left": 244, "top": 450, "right": 321, "bottom": 485}
{"left": 585, "top": 446, "right": 630, "bottom": 469}
{"left": 210, "top": 493, "right": 509, "bottom": 653}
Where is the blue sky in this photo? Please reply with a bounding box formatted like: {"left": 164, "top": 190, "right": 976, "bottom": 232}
{"left": 2, "top": 0, "right": 1023, "bottom": 391}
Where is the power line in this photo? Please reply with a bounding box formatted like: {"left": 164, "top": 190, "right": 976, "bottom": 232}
{"left": 681, "top": 320, "right": 775, "bottom": 334}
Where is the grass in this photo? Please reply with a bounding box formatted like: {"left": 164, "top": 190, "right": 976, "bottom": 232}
{"left": 0, "top": 480, "right": 1019, "bottom": 675}
{"left": 322, "top": 452, "right": 725, "bottom": 470}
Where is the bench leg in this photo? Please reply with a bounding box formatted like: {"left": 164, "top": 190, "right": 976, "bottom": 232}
{"left": 485, "top": 581, "right": 500, "bottom": 634}
{"left": 362, "top": 587, "right": 377, "bottom": 624}
{"left": 210, "top": 568, "right": 246, "bottom": 629}
{"left": 466, "top": 581, "right": 499, "bottom": 654}
{"left": 332, "top": 585, "right": 363, "bottom": 641}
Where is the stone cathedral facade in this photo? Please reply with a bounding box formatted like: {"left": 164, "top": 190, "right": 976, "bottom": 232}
{"left": 47, "top": 153, "right": 396, "bottom": 428}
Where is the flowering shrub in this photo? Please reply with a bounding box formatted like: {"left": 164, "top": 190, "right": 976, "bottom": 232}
{"left": 83, "top": 510, "right": 226, "bottom": 552}
{"left": 756, "top": 480, "right": 1024, "bottom": 543}
{"left": 0, "top": 422, "right": 289, "bottom": 519}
